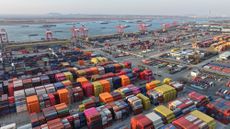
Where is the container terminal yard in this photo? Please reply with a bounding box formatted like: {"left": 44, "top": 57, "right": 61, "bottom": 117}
{"left": 0, "top": 20, "right": 229, "bottom": 129}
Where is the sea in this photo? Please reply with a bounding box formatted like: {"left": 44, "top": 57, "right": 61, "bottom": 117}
{"left": 0, "top": 17, "right": 229, "bottom": 42}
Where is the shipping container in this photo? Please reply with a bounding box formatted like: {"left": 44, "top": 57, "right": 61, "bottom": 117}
{"left": 188, "top": 92, "right": 209, "bottom": 107}
{"left": 154, "top": 85, "right": 177, "bottom": 102}
{"left": 99, "top": 80, "right": 111, "bottom": 93}
{"left": 92, "top": 81, "right": 103, "bottom": 97}
{"left": 130, "top": 114, "right": 153, "bottom": 129}
{"left": 54, "top": 103, "right": 69, "bottom": 118}
{"left": 190, "top": 110, "right": 216, "bottom": 129}
{"left": 96, "top": 105, "right": 113, "bottom": 128}
{"left": 84, "top": 107, "right": 103, "bottom": 129}
{"left": 154, "top": 105, "right": 175, "bottom": 124}
{"left": 145, "top": 111, "right": 164, "bottom": 129}
{"left": 57, "top": 89, "right": 69, "bottom": 105}
{"left": 26, "top": 95, "right": 40, "bottom": 113}
{"left": 119, "top": 75, "right": 130, "bottom": 87}
{"left": 126, "top": 95, "right": 143, "bottom": 115}
{"left": 206, "top": 98, "right": 230, "bottom": 124}
{"left": 106, "top": 100, "right": 130, "bottom": 120}
{"left": 82, "top": 82, "right": 93, "bottom": 97}
{"left": 99, "top": 92, "right": 113, "bottom": 103}
{"left": 136, "top": 93, "right": 151, "bottom": 110}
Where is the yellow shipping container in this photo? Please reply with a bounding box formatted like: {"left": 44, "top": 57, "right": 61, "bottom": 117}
{"left": 163, "top": 78, "right": 172, "bottom": 84}
{"left": 154, "top": 105, "right": 175, "bottom": 123}
{"left": 76, "top": 70, "right": 86, "bottom": 76}
{"left": 91, "top": 58, "right": 98, "bottom": 64}
{"left": 79, "top": 104, "right": 85, "bottom": 112}
{"left": 154, "top": 84, "right": 176, "bottom": 102}
{"left": 92, "top": 81, "right": 103, "bottom": 97}
{"left": 152, "top": 80, "right": 161, "bottom": 86}
{"left": 190, "top": 110, "right": 216, "bottom": 129}
{"left": 136, "top": 93, "right": 151, "bottom": 110}
{"left": 63, "top": 72, "right": 73, "bottom": 81}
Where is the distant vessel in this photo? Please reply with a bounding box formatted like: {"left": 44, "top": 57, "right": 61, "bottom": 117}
{"left": 54, "top": 30, "right": 63, "bottom": 33}
{"left": 136, "top": 20, "right": 143, "bottom": 23}
{"left": 28, "top": 34, "right": 39, "bottom": 37}
{"left": 100, "top": 21, "right": 109, "bottom": 24}
{"left": 66, "top": 23, "right": 75, "bottom": 25}
{"left": 145, "top": 19, "right": 152, "bottom": 22}
{"left": 101, "top": 27, "right": 107, "bottom": 29}
{"left": 123, "top": 25, "right": 130, "bottom": 28}
{"left": 125, "top": 20, "right": 134, "bottom": 23}
{"left": 21, "top": 25, "right": 29, "bottom": 28}
{"left": 145, "top": 24, "right": 152, "bottom": 27}
{"left": 41, "top": 24, "right": 56, "bottom": 28}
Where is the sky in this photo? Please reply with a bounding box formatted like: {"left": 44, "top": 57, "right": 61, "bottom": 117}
{"left": 0, "top": 0, "right": 229, "bottom": 16}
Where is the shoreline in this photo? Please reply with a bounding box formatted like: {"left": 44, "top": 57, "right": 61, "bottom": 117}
{"left": 0, "top": 17, "right": 138, "bottom": 26}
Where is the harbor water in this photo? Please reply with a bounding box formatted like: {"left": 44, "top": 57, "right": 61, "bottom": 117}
{"left": 0, "top": 17, "right": 227, "bottom": 42}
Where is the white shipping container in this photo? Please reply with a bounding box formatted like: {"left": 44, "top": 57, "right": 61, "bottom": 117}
{"left": 0, "top": 123, "right": 16, "bottom": 129}
{"left": 145, "top": 112, "right": 164, "bottom": 129}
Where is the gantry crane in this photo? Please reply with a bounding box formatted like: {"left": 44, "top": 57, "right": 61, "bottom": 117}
{"left": 79, "top": 25, "right": 88, "bottom": 39}
{"left": 0, "top": 29, "right": 9, "bottom": 43}
{"left": 116, "top": 24, "right": 126, "bottom": 35}
{"left": 71, "top": 26, "right": 80, "bottom": 39}
{"left": 45, "top": 29, "right": 53, "bottom": 41}
{"left": 162, "top": 23, "right": 171, "bottom": 32}
{"left": 138, "top": 23, "right": 147, "bottom": 34}
{"left": 0, "top": 28, "right": 9, "bottom": 51}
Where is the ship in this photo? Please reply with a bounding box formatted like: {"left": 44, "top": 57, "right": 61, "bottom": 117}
{"left": 21, "top": 25, "right": 29, "bottom": 28}
{"left": 100, "top": 21, "right": 109, "bottom": 24}
{"left": 136, "top": 20, "right": 143, "bottom": 23}
{"left": 54, "top": 30, "right": 64, "bottom": 33}
{"left": 123, "top": 24, "right": 130, "bottom": 28}
{"left": 101, "top": 27, "right": 107, "bottom": 29}
{"left": 66, "top": 23, "right": 76, "bottom": 26}
{"left": 145, "top": 24, "right": 152, "bottom": 27}
{"left": 41, "top": 24, "right": 57, "bottom": 28}
{"left": 28, "top": 34, "right": 39, "bottom": 37}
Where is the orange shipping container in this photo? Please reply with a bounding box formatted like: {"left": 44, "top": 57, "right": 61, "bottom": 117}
{"left": 146, "top": 82, "right": 156, "bottom": 91}
{"left": 89, "top": 67, "right": 99, "bottom": 75}
{"left": 78, "top": 60, "right": 85, "bottom": 66}
{"left": 119, "top": 75, "right": 130, "bottom": 86}
{"left": 99, "top": 80, "right": 111, "bottom": 93}
{"left": 62, "top": 80, "right": 72, "bottom": 87}
{"left": 57, "top": 89, "right": 69, "bottom": 105}
{"left": 54, "top": 103, "right": 68, "bottom": 110}
{"left": 99, "top": 92, "right": 113, "bottom": 103}
{"left": 26, "top": 95, "right": 40, "bottom": 113}
{"left": 76, "top": 77, "right": 89, "bottom": 85}
{"left": 114, "top": 64, "right": 122, "bottom": 72}
{"left": 84, "top": 51, "right": 92, "bottom": 56}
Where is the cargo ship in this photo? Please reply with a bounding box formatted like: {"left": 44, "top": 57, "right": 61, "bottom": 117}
{"left": 41, "top": 24, "right": 57, "bottom": 28}
{"left": 99, "top": 21, "right": 109, "bottom": 24}
{"left": 28, "top": 34, "right": 39, "bottom": 37}
{"left": 21, "top": 25, "right": 29, "bottom": 28}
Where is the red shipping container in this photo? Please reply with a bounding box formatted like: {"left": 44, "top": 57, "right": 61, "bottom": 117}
{"left": 48, "top": 93, "right": 56, "bottom": 106}
{"left": 130, "top": 114, "right": 153, "bottom": 129}
{"left": 82, "top": 82, "right": 93, "bottom": 97}
{"left": 172, "top": 115, "right": 200, "bottom": 129}
{"left": 8, "top": 83, "right": 14, "bottom": 97}
{"left": 55, "top": 73, "right": 66, "bottom": 82}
